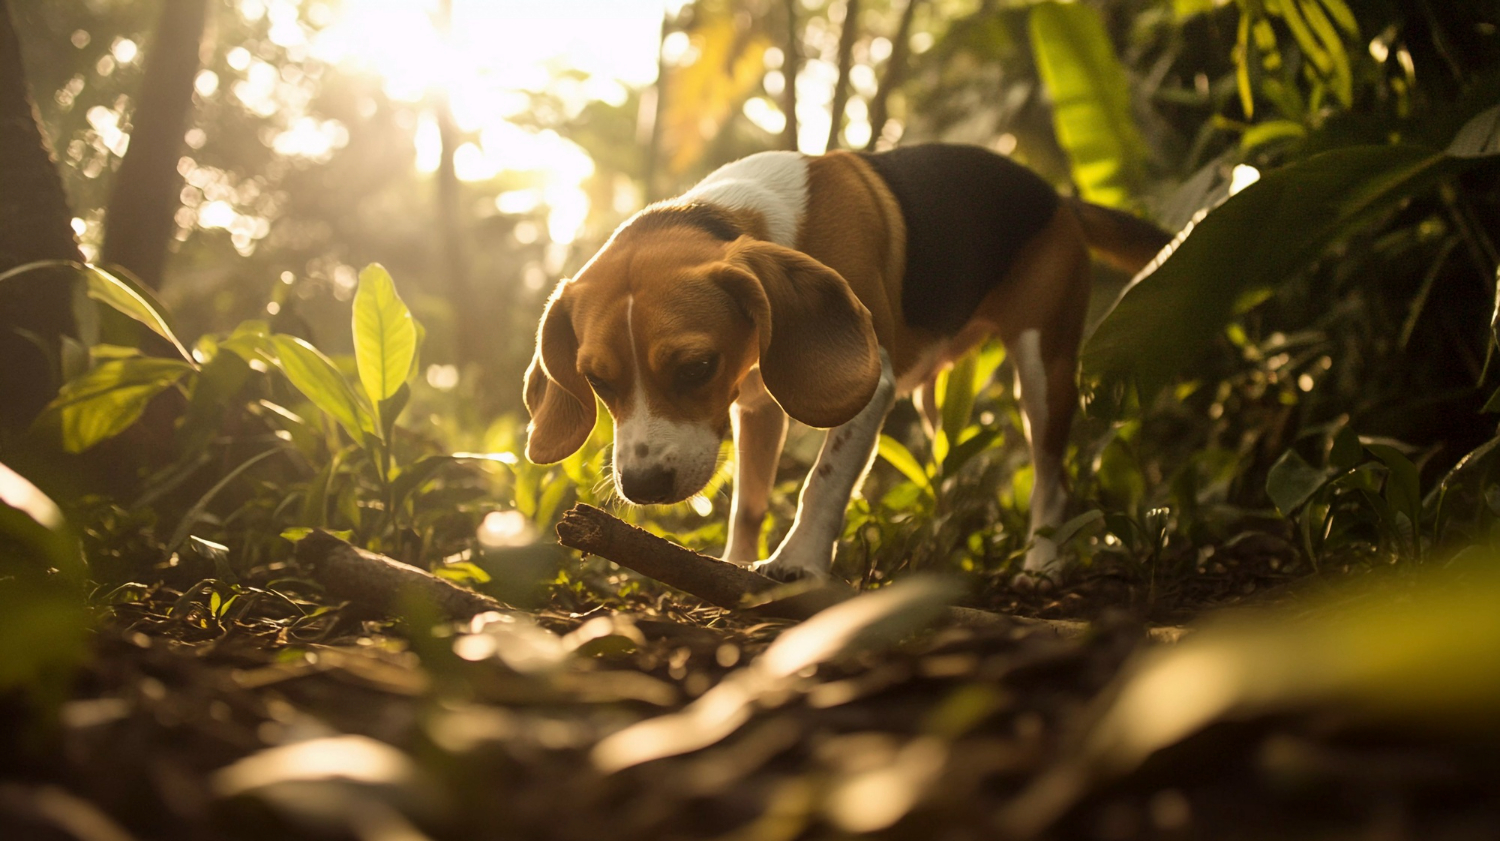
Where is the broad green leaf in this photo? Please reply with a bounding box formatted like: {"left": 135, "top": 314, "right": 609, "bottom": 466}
{"left": 43, "top": 358, "right": 194, "bottom": 453}
{"left": 1029, "top": 2, "right": 1149, "bottom": 208}
{"left": 1083, "top": 144, "right": 1463, "bottom": 398}
{"left": 877, "top": 434, "right": 932, "bottom": 490}
{"left": 1266, "top": 448, "right": 1329, "bottom": 515}
{"left": 1062, "top": 564, "right": 1500, "bottom": 830}
{"left": 352, "top": 264, "right": 417, "bottom": 414}
{"left": 268, "top": 335, "right": 374, "bottom": 443}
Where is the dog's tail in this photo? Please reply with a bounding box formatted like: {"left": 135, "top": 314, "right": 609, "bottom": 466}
{"left": 1066, "top": 197, "right": 1175, "bottom": 276}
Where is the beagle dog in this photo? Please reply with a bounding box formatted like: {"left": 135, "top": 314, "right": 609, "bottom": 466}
{"left": 525, "top": 144, "right": 1169, "bottom": 580}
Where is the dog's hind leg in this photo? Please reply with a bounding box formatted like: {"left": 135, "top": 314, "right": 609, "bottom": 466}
{"left": 757, "top": 350, "right": 897, "bottom": 581}
{"left": 1012, "top": 328, "right": 1079, "bottom": 575}
{"left": 724, "top": 370, "right": 788, "bottom": 565}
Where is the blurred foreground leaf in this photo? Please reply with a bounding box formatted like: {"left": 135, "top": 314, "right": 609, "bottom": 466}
{"left": 592, "top": 577, "right": 961, "bottom": 772}
{"left": 1006, "top": 563, "right": 1500, "bottom": 835}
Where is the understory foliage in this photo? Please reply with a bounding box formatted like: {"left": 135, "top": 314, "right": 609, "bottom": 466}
{"left": 1, "top": 0, "right": 1500, "bottom": 838}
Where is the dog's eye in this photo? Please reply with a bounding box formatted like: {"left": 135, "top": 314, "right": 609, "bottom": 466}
{"left": 584, "top": 374, "right": 614, "bottom": 398}
{"left": 675, "top": 357, "right": 717, "bottom": 390}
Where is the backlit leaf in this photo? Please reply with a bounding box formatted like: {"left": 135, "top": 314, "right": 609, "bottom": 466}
{"left": 83, "top": 264, "right": 195, "bottom": 364}
{"left": 268, "top": 335, "right": 374, "bottom": 443}
{"left": 352, "top": 264, "right": 417, "bottom": 414}
{"left": 1029, "top": 2, "right": 1149, "bottom": 208}
{"left": 43, "top": 358, "right": 194, "bottom": 453}
{"left": 877, "top": 434, "right": 932, "bottom": 490}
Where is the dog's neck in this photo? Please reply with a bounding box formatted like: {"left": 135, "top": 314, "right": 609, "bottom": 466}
{"left": 680, "top": 151, "right": 808, "bottom": 248}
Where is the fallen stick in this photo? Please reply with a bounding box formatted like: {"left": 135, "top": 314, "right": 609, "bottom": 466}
{"left": 555, "top": 503, "right": 849, "bottom": 621}
{"left": 296, "top": 529, "right": 507, "bottom": 621}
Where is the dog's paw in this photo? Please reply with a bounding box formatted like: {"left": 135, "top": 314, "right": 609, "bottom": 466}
{"left": 1009, "top": 570, "right": 1056, "bottom": 594}
{"left": 753, "top": 550, "right": 831, "bottom": 583}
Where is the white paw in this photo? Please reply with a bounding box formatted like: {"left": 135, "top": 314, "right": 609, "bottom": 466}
{"left": 1022, "top": 537, "right": 1062, "bottom": 576}
{"left": 753, "top": 546, "right": 832, "bottom": 582}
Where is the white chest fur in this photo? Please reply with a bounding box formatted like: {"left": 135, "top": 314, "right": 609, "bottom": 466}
{"left": 682, "top": 151, "right": 808, "bottom": 249}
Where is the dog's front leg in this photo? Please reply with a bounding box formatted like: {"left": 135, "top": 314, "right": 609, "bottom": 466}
{"left": 757, "top": 351, "right": 897, "bottom": 581}
{"left": 724, "top": 370, "right": 787, "bottom": 565}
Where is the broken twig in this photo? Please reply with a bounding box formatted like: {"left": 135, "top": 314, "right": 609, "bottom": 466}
{"left": 296, "top": 529, "right": 507, "bottom": 621}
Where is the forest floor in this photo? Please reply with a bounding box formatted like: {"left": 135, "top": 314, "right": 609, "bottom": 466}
{"left": 3, "top": 524, "right": 1499, "bottom": 841}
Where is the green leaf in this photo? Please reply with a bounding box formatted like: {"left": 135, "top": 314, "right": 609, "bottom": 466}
{"left": 1266, "top": 448, "right": 1330, "bottom": 515}
{"left": 267, "top": 335, "right": 374, "bottom": 443}
{"left": 938, "top": 354, "right": 978, "bottom": 452}
{"left": 1241, "top": 119, "right": 1307, "bottom": 151}
{"left": 942, "top": 428, "right": 1000, "bottom": 478}
{"left": 1048, "top": 509, "right": 1105, "bottom": 547}
{"left": 43, "top": 358, "right": 194, "bottom": 453}
{"left": 1083, "top": 145, "right": 1462, "bottom": 398}
{"left": 1449, "top": 104, "right": 1500, "bottom": 159}
{"left": 82, "top": 264, "right": 195, "bottom": 364}
{"left": 1097, "top": 438, "right": 1146, "bottom": 509}
{"left": 877, "top": 434, "right": 932, "bottom": 489}
{"left": 1029, "top": 2, "right": 1149, "bottom": 208}
{"left": 352, "top": 264, "right": 417, "bottom": 415}
{"left": 1367, "top": 444, "right": 1421, "bottom": 527}
{"left": 1329, "top": 426, "right": 1363, "bottom": 472}
{"left": 1172, "top": 0, "right": 1217, "bottom": 19}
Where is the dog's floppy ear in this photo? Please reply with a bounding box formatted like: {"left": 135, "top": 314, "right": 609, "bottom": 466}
{"left": 715, "top": 237, "right": 880, "bottom": 428}
{"left": 524, "top": 288, "right": 596, "bottom": 463}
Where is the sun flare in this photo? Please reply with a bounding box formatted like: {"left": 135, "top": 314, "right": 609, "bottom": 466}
{"left": 306, "top": 0, "right": 674, "bottom": 243}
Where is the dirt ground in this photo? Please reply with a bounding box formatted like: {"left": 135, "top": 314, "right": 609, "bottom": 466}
{"left": 3, "top": 537, "right": 1499, "bottom": 841}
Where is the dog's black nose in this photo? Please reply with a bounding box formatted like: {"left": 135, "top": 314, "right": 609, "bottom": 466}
{"left": 621, "top": 467, "right": 676, "bottom": 504}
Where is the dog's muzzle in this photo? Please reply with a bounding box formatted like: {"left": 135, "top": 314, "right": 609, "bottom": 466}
{"left": 619, "top": 466, "right": 678, "bottom": 504}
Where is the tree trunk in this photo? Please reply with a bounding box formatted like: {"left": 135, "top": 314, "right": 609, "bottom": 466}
{"left": 0, "top": 0, "right": 82, "bottom": 435}
{"left": 99, "top": 0, "right": 208, "bottom": 290}
{"left": 780, "top": 0, "right": 800, "bottom": 152}
{"left": 864, "top": 0, "right": 921, "bottom": 152}
{"left": 825, "top": 0, "right": 860, "bottom": 151}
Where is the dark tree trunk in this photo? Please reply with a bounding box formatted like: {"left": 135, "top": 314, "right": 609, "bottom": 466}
{"left": 825, "top": 0, "right": 860, "bottom": 151}
{"left": 780, "top": 0, "right": 800, "bottom": 151}
{"left": 864, "top": 0, "right": 921, "bottom": 152}
{"left": 0, "top": 0, "right": 82, "bottom": 435}
{"left": 99, "top": 0, "right": 208, "bottom": 289}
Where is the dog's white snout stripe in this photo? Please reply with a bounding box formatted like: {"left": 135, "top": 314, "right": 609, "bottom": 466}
{"left": 611, "top": 295, "right": 720, "bottom": 502}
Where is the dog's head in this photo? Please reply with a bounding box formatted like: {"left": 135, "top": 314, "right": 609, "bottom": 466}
{"left": 524, "top": 221, "right": 881, "bottom": 504}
